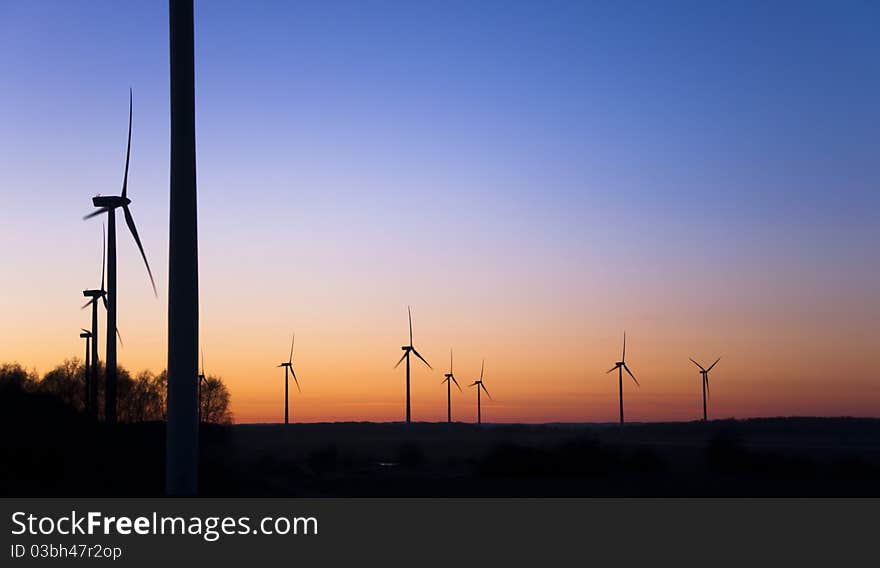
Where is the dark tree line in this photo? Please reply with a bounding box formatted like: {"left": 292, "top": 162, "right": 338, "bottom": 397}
{"left": 0, "top": 361, "right": 232, "bottom": 424}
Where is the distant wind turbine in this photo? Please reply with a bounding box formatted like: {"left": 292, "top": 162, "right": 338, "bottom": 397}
{"left": 83, "top": 89, "right": 157, "bottom": 425}
{"left": 394, "top": 306, "right": 431, "bottom": 423}
{"left": 79, "top": 329, "right": 92, "bottom": 411}
{"left": 278, "top": 333, "right": 301, "bottom": 424}
{"left": 198, "top": 349, "right": 207, "bottom": 423}
{"left": 468, "top": 359, "right": 491, "bottom": 425}
{"left": 441, "top": 349, "right": 462, "bottom": 423}
{"left": 606, "top": 332, "right": 639, "bottom": 425}
{"left": 81, "top": 226, "right": 107, "bottom": 417}
{"left": 689, "top": 357, "right": 721, "bottom": 421}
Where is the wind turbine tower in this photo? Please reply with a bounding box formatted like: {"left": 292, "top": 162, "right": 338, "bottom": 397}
{"left": 394, "top": 306, "right": 431, "bottom": 423}
{"left": 468, "top": 359, "right": 491, "bottom": 425}
{"left": 606, "top": 332, "right": 639, "bottom": 425}
{"left": 689, "top": 357, "right": 721, "bottom": 421}
{"left": 441, "top": 349, "right": 462, "bottom": 423}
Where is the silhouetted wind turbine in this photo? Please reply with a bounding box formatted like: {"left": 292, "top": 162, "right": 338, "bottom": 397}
{"left": 468, "top": 359, "right": 491, "bottom": 425}
{"left": 278, "top": 333, "right": 301, "bottom": 425}
{"left": 441, "top": 349, "right": 461, "bottom": 423}
{"left": 79, "top": 329, "right": 92, "bottom": 411}
{"left": 689, "top": 357, "right": 721, "bottom": 421}
{"left": 606, "top": 332, "right": 639, "bottom": 425}
{"left": 167, "top": 0, "right": 200, "bottom": 496}
{"left": 198, "top": 349, "right": 207, "bottom": 423}
{"left": 83, "top": 89, "right": 157, "bottom": 425}
{"left": 394, "top": 306, "right": 432, "bottom": 423}
{"left": 81, "top": 226, "right": 107, "bottom": 417}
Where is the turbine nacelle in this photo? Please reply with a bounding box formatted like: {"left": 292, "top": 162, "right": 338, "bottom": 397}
{"left": 469, "top": 380, "right": 492, "bottom": 399}
{"left": 607, "top": 334, "right": 639, "bottom": 386}
{"left": 92, "top": 195, "right": 131, "bottom": 208}
{"left": 690, "top": 357, "right": 721, "bottom": 375}
{"left": 394, "top": 307, "right": 431, "bottom": 369}
{"left": 83, "top": 91, "right": 157, "bottom": 298}
{"left": 279, "top": 332, "right": 301, "bottom": 394}
{"left": 82, "top": 289, "right": 105, "bottom": 298}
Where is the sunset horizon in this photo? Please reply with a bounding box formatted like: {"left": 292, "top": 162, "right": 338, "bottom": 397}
{"left": 3, "top": 1, "right": 877, "bottom": 427}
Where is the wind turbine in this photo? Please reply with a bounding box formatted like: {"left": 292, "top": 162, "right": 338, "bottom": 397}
{"left": 81, "top": 226, "right": 106, "bottom": 417}
{"left": 468, "top": 359, "right": 491, "bottom": 425}
{"left": 167, "top": 0, "right": 200, "bottom": 496}
{"left": 394, "top": 306, "right": 432, "bottom": 423}
{"left": 689, "top": 357, "right": 721, "bottom": 421}
{"left": 606, "top": 332, "right": 639, "bottom": 425}
{"left": 83, "top": 89, "right": 157, "bottom": 425}
{"left": 441, "top": 348, "right": 461, "bottom": 423}
{"left": 197, "top": 349, "right": 207, "bottom": 423}
{"left": 79, "top": 329, "right": 92, "bottom": 412}
{"left": 278, "top": 333, "right": 301, "bottom": 425}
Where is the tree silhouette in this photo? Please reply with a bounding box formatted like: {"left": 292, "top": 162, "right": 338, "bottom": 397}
{"left": 119, "top": 370, "right": 166, "bottom": 422}
{"left": 39, "top": 359, "right": 87, "bottom": 412}
{"left": 0, "top": 360, "right": 232, "bottom": 424}
{"left": 0, "top": 362, "right": 38, "bottom": 393}
{"left": 199, "top": 375, "right": 233, "bottom": 424}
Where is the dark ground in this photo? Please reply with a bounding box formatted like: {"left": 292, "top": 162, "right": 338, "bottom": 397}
{"left": 2, "top": 389, "right": 879, "bottom": 496}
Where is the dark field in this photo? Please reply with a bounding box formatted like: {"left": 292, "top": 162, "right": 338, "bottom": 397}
{"left": 2, "top": 388, "right": 879, "bottom": 497}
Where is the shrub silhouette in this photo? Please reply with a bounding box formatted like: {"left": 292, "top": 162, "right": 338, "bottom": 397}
{"left": 0, "top": 359, "right": 232, "bottom": 424}
{"left": 199, "top": 376, "right": 233, "bottom": 424}
{"left": 0, "top": 362, "right": 38, "bottom": 394}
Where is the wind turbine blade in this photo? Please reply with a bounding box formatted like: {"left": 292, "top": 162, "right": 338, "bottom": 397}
{"left": 101, "top": 295, "right": 108, "bottom": 310}
{"left": 606, "top": 365, "right": 618, "bottom": 374}
{"left": 689, "top": 357, "right": 706, "bottom": 372}
{"left": 81, "top": 328, "right": 90, "bottom": 334}
{"left": 291, "top": 368, "right": 301, "bottom": 393}
{"left": 83, "top": 207, "right": 110, "bottom": 221}
{"left": 623, "top": 364, "right": 639, "bottom": 386}
{"left": 412, "top": 348, "right": 432, "bottom": 369}
{"left": 116, "top": 327, "right": 124, "bottom": 348}
{"left": 480, "top": 359, "right": 484, "bottom": 382}
{"left": 705, "top": 375, "right": 711, "bottom": 399}
{"left": 451, "top": 376, "right": 462, "bottom": 391}
{"left": 121, "top": 88, "right": 132, "bottom": 199}
{"left": 468, "top": 381, "right": 479, "bottom": 387}
{"left": 408, "top": 305, "right": 413, "bottom": 345}
{"left": 449, "top": 348, "right": 453, "bottom": 374}
{"left": 201, "top": 348, "right": 205, "bottom": 376}
{"left": 122, "top": 204, "right": 157, "bottom": 296}
{"left": 481, "top": 383, "right": 492, "bottom": 400}
{"left": 622, "top": 332, "right": 626, "bottom": 362}
{"left": 81, "top": 299, "right": 92, "bottom": 310}
{"left": 706, "top": 357, "right": 721, "bottom": 372}
{"left": 393, "top": 352, "right": 407, "bottom": 369}
{"left": 289, "top": 332, "right": 295, "bottom": 363}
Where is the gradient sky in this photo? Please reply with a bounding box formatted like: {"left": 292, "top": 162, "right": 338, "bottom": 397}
{"left": 1, "top": 1, "right": 878, "bottom": 423}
